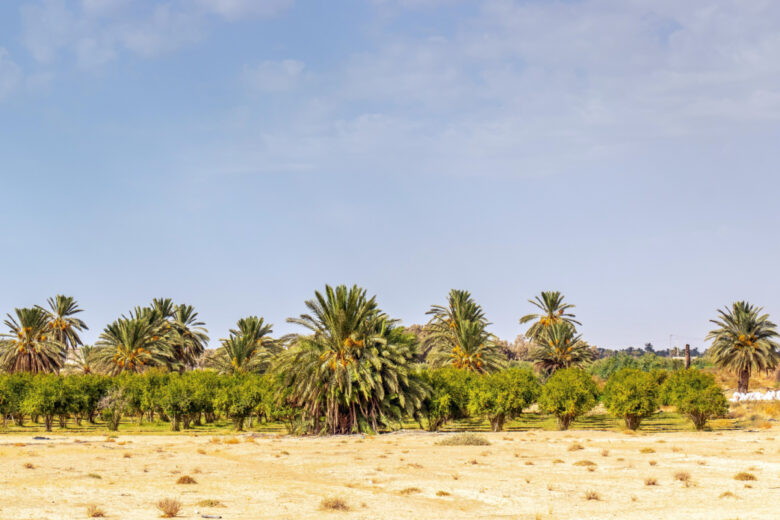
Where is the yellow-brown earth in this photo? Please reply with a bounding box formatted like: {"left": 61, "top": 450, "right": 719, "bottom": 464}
{"left": 0, "top": 429, "right": 777, "bottom": 519}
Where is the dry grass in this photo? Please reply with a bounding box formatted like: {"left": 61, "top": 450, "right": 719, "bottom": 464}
{"left": 719, "top": 491, "right": 737, "bottom": 499}
{"left": 436, "top": 434, "right": 490, "bottom": 446}
{"left": 156, "top": 498, "right": 182, "bottom": 518}
{"left": 584, "top": 490, "right": 600, "bottom": 501}
{"left": 601, "top": 449, "right": 609, "bottom": 457}
{"left": 398, "top": 487, "right": 422, "bottom": 495}
{"left": 86, "top": 504, "right": 105, "bottom": 517}
{"left": 436, "top": 490, "right": 450, "bottom": 497}
{"left": 196, "top": 499, "right": 224, "bottom": 507}
{"left": 87, "top": 473, "right": 102, "bottom": 479}
{"left": 568, "top": 443, "right": 584, "bottom": 452}
{"left": 320, "top": 496, "right": 350, "bottom": 511}
{"left": 123, "top": 452, "right": 132, "bottom": 458}
{"left": 644, "top": 478, "right": 658, "bottom": 486}
{"left": 573, "top": 460, "right": 596, "bottom": 467}
{"left": 640, "top": 448, "right": 655, "bottom": 454}
{"left": 176, "top": 475, "right": 197, "bottom": 484}
{"left": 734, "top": 472, "right": 757, "bottom": 481}
{"left": 649, "top": 460, "right": 657, "bottom": 466}
{"left": 674, "top": 471, "right": 691, "bottom": 487}
{"left": 224, "top": 437, "right": 240, "bottom": 445}
{"left": 23, "top": 462, "right": 34, "bottom": 469}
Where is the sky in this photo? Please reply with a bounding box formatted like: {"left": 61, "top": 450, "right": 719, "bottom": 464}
{"left": 1, "top": 0, "right": 779, "bottom": 351}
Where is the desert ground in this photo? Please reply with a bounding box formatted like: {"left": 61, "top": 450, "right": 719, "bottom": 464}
{"left": 0, "top": 426, "right": 777, "bottom": 520}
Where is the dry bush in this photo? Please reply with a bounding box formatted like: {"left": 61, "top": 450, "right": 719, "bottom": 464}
{"left": 568, "top": 443, "right": 584, "bottom": 452}
{"left": 584, "top": 490, "right": 600, "bottom": 501}
{"left": 123, "top": 453, "right": 132, "bottom": 459}
{"left": 436, "top": 434, "right": 490, "bottom": 446}
{"left": 552, "top": 459, "right": 564, "bottom": 464}
{"left": 644, "top": 478, "right": 658, "bottom": 486}
{"left": 176, "top": 475, "right": 197, "bottom": 485}
{"left": 87, "top": 473, "right": 102, "bottom": 479}
{"left": 320, "top": 497, "right": 350, "bottom": 511}
{"left": 197, "top": 448, "right": 206, "bottom": 455}
{"left": 524, "top": 461, "right": 534, "bottom": 466}
{"left": 225, "top": 438, "right": 240, "bottom": 445}
{"left": 86, "top": 504, "right": 105, "bottom": 517}
{"left": 640, "top": 448, "right": 655, "bottom": 454}
{"left": 23, "top": 462, "right": 34, "bottom": 469}
{"left": 436, "top": 490, "right": 450, "bottom": 497}
{"left": 574, "top": 460, "right": 596, "bottom": 467}
{"left": 157, "top": 498, "right": 182, "bottom": 518}
{"left": 719, "top": 491, "right": 737, "bottom": 499}
{"left": 601, "top": 449, "right": 609, "bottom": 457}
{"left": 734, "top": 472, "right": 757, "bottom": 481}
{"left": 399, "top": 487, "right": 421, "bottom": 495}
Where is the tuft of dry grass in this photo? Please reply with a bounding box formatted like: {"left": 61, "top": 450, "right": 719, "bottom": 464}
{"left": 156, "top": 498, "right": 182, "bottom": 518}
{"left": 197, "top": 448, "right": 206, "bottom": 455}
{"left": 674, "top": 471, "right": 692, "bottom": 487}
{"left": 123, "top": 452, "right": 132, "bottom": 458}
{"left": 568, "top": 443, "right": 584, "bottom": 452}
{"left": 176, "top": 475, "right": 197, "bottom": 485}
{"left": 436, "top": 434, "right": 490, "bottom": 446}
{"left": 320, "top": 497, "right": 350, "bottom": 511}
{"left": 23, "top": 462, "right": 35, "bottom": 469}
{"left": 640, "top": 448, "right": 655, "bottom": 454}
{"left": 719, "top": 491, "right": 737, "bottom": 499}
{"left": 86, "top": 504, "right": 105, "bottom": 518}
{"left": 649, "top": 460, "right": 657, "bottom": 466}
{"left": 398, "top": 487, "right": 422, "bottom": 495}
{"left": 87, "top": 473, "right": 102, "bottom": 479}
{"left": 601, "top": 449, "right": 609, "bottom": 457}
{"left": 552, "top": 459, "right": 564, "bottom": 464}
{"left": 225, "top": 437, "right": 240, "bottom": 445}
{"left": 734, "top": 472, "right": 757, "bottom": 481}
{"left": 573, "top": 460, "right": 596, "bottom": 467}
{"left": 644, "top": 478, "right": 658, "bottom": 486}
{"left": 584, "top": 490, "right": 601, "bottom": 501}
{"left": 435, "top": 490, "right": 450, "bottom": 497}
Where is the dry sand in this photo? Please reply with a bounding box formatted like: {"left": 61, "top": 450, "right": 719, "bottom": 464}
{"left": 0, "top": 429, "right": 777, "bottom": 519}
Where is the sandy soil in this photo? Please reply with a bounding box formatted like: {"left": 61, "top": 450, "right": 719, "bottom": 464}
{"left": 0, "top": 429, "right": 777, "bottom": 519}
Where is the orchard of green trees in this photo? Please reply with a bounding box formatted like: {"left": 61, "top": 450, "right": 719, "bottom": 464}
{"left": 0, "top": 287, "right": 775, "bottom": 434}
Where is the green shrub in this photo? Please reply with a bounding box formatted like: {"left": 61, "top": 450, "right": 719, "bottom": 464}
{"left": 538, "top": 368, "right": 599, "bottom": 430}
{"left": 602, "top": 368, "right": 658, "bottom": 430}
{"left": 661, "top": 369, "right": 728, "bottom": 430}
{"left": 467, "top": 367, "right": 540, "bottom": 431}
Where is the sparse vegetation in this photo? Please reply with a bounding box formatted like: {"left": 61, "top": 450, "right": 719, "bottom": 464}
{"left": 436, "top": 433, "right": 490, "bottom": 446}
{"left": 86, "top": 504, "right": 105, "bottom": 517}
{"left": 734, "top": 472, "right": 757, "bottom": 481}
{"left": 320, "top": 497, "right": 350, "bottom": 511}
{"left": 156, "top": 498, "right": 182, "bottom": 518}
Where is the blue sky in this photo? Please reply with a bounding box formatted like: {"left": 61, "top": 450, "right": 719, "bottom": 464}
{"left": 1, "top": 0, "right": 779, "bottom": 350}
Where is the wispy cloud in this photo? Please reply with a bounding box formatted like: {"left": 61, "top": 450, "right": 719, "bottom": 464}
{"left": 0, "top": 49, "right": 22, "bottom": 100}
{"left": 19, "top": 0, "right": 293, "bottom": 67}
{"left": 243, "top": 59, "right": 306, "bottom": 93}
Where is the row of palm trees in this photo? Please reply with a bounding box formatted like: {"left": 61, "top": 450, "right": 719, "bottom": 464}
{"left": 1, "top": 290, "right": 778, "bottom": 395}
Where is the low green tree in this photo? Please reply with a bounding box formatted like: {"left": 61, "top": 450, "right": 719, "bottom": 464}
{"left": 602, "top": 368, "right": 658, "bottom": 430}
{"left": 467, "top": 367, "right": 540, "bottom": 431}
{"left": 661, "top": 369, "right": 728, "bottom": 430}
{"left": 214, "top": 375, "right": 264, "bottom": 431}
{"left": 538, "top": 368, "right": 599, "bottom": 430}
{"left": 418, "top": 367, "right": 473, "bottom": 431}
{"left": 22, "top": 375, "right": 70, "bottom": 431}
{"left": 158, "top": 374, "right": 193, "bottom": 431}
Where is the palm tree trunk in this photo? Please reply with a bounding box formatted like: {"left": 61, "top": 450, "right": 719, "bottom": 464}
{"left": 738, "top": 368, "right": 750, "bottom": 393}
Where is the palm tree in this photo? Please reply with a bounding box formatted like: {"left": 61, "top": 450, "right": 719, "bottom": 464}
{"left": 707, "top": 301, "right": 780, "bottom": 392}
{"left": 70, "top": 345, "right": 98, "bottom": 374}
{"left": 169, "top": 304, "right": 210, "bottom": 369}
{"left": 425, "top": 289, "right": 503, "bottom": 373}
{"left": 93, "top": 316, "right": 179, "bottom": 375}
{"left": 519, "top": 291, "right": 581, "bottom": 341}
{"left": 38, "top": 295, "right": 88, "bottom": 351}
{"left": 530, "top": 321, "right": 594, "bottom": 376}
{"left": 0, "top": 307, "right": 67, "bottom": 373}
{"left": 207, "top": 316, "right": 277, "bottom": 374}
{"left": 277, "top": 284, "right": 426, "bottom": 434}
